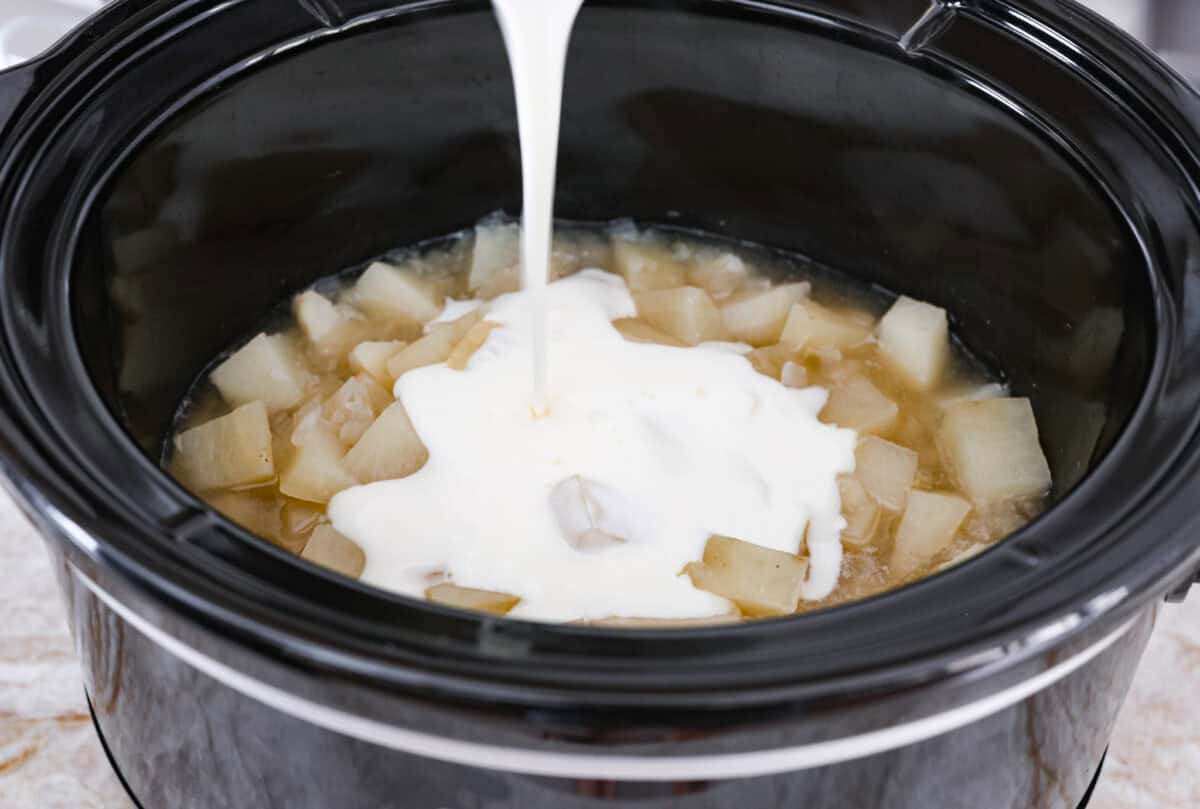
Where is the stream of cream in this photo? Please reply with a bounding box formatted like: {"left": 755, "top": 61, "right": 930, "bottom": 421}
{"left": 491, "top": 0, "right": 585, "bottom": 414}
{"left": 326, "top": 0, "right": 857, "bottom": 622}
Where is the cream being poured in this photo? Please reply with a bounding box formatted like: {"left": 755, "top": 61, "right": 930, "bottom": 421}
{"left": 325, "top": 0, "right": 858, "bottom": 622}
{"left": 491, "top": 0, "right": 585, "bottom": 414}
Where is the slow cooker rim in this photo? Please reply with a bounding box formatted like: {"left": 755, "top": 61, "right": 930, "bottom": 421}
{"left": 1, "top": 0, "right": 1199, "bottom": 709}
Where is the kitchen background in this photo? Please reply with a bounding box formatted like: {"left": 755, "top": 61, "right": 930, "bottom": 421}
{"left": 0, "top": 1, "right": 1198, "bottom": 807}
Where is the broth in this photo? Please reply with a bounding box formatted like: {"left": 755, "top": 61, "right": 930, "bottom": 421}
{"left": 165, "top": 218, "right": 1051, "bottom": 623}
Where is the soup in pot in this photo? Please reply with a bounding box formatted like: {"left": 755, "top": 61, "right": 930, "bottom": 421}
{"left": 165, "top": 218, "right": 1051, "bottom": 625}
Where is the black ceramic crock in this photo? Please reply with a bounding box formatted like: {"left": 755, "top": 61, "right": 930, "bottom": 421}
{"left": 2, "top": 1, "right": 1200, "bottom": 807}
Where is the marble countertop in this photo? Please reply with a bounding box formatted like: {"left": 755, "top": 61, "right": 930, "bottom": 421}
{"left": 1, "top": 488, "right": 1197, "bottom": 807}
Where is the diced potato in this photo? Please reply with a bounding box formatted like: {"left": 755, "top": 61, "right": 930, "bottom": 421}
{"left": 173, "top": 401, "right": 274, "bottom": 491}
{"left": 781, "top": 361, "right": 808, "bottom": 389}
{"left": 877, "top": 296, "right": 949, "bottom": 391}
{"left": 352, "top": 261, "right": 444, "bottom": 324}
{"left": 855, "top": 436, "right": 918, "bottom": 511}
{"left": 204, "top": 490, "right": 283, "bottom": 540}
{"left": 301, "top": 524, "right": 366, "bottom": 578}
{"left": 583, "top": 612, "right": 742, "bottom": 628}
{"left": 348, "top": 340, "right": 406, "bottom": 386}
{"left": 612, "top": 238, "right": 688, "bottom": 290}
{"left": 468, "top": 221, "right": 520, "bottom": 298}
{"left": 551, "top": 231, "right": 612, "bottom": 278}
{"left": 323, "top": 375, "right": 391, "bottom": 446}
{"left": 938, "top": 382, "right": 1007, "bottom": 409}
{"left": 446, "top": 320, "right": 501, "bottom": 370}
{"left": 386, "top": 310, "right": 483, "bottom": 379}
{"left": 821, "top": 375, "right": 900, "bottom": 436}
{"left": 211, "top": 333, "right": 310, "bottom": 412}
{"left": 281, "top": 500, "right": 323, "bottom": 541}
{"left": 611, "top": 318, "right": 685, "bottom": 347}
{"left": 938, "top": 398, "right": 1051, "bottom": 501}
{"left": 549, "top": 475, "right": 631, "bottom": 552}
{"left": 720, "top": 283, "right": 811, "bottom": 345}
{"left": 744, "top": 344, "right": 792, "bottom": 379}
{"left": 779, "top": 299, "right": 873, "bottom": 351}
{"left": 837, "top": 475, "right": 881, "bottom": 545}
{"left": 343, "top": 400, "right": 429, "bottom": 483}
{"left": 688, "top": 252, "right": 750, "bottom": 299}
{"left": 936, "top": 542, "right": 989, "bottom": 572}
{"left": 685, "top": 535, "right": 808, "bottom": 617}
{"left": 293, "top": 291, "right": 364, "bottom": 356}
{"left": 294, "top": 290, "right": 340, "bottom": 344}
{"left": 426, "top": 583, "right": 520, "bottom": 615}
{"left": 632, "top": 287, "right": 727, "bottom": 346}
{"left": 279, "top": 429, "right": 358, "bottom": 504}
{"left": 891, "top": 491, "right": 972, "bottom": 577}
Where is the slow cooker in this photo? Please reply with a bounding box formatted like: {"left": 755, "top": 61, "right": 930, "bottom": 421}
{"left": 2, "top": 1, "right": 1199, "bottom": 807}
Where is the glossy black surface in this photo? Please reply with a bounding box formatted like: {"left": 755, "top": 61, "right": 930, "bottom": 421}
{"left": 0, "top": 1, "right": 1198, "bottom": 807}
{"left": 2, "top": 0, "right": 1190, "bottom": 698}
{"left": 59, "top": 547, "right": 1150, "bottom": 809}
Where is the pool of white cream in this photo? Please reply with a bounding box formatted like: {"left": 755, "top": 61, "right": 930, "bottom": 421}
{"left": 328, "top": 270, "right": 856, "bottom": 623}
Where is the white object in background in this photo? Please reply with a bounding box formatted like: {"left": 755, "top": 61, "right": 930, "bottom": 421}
{"left": 0, "top": 0, "right": 102, "bottom": 70}
{"left": 1082, "top": 0, "right": 1151, "bottom": 42}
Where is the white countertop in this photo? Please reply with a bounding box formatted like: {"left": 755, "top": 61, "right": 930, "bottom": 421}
{"left": 0, "top": 488, "right": 1198, "bottom": 807}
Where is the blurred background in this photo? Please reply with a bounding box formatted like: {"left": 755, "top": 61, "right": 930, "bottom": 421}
{"left": 1086, "top": 0, "right": 1200, "bottom": 82}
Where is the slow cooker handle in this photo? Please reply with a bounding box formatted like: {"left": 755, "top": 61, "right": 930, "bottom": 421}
{"left": 1165, "top": 568, "right": 1200, "bottom": 603}
{"left": 0, "top": 0, "right": 148, "bottom": 137}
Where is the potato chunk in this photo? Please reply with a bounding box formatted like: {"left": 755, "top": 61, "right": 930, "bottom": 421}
{"left": 279, "top": 429, "right": 358, "bottom": 504}
{"left": 352, "top": 261, "right": 443, "bottom": 324}
{"left": 549, "top": 476, "right": 630, "bottom": 552}
{"left": 779, "top": 299, "right": 873, "bottom": 350}
{"left": 426, "top": 583, "right": 520, "bottom": 615}
{"left": 936, "top": 542, "right": 989, "bottom": 572}
{"left": 281, "top": 500, "right": 323, "bottom": 543}
{"left": 446, "top": 320, "right": 501, "bottom": 370}
{"left": 322, "top": 375, "right": 391, "bottom": 446}
{"left": 173, "top": 401, "right": 274, "bottom": 491}
{"left": 468, "top": 221, "right": 520, "bottom": 298}
{"left": 938, "top": 398, "right": 1051, "bottom": 501}
{"left": 293, "top": 291, "right": 363, "bottom": 356}
{"left": 745, "top": 344, "right": 793, "bottom": 380}
{"left": 551, "top": 231, "right": 613, "bottom": 278}
{"left": 204, "top": 490, "right": 283, "bottom": 541}
{"left": 632, "top": 287, "right": 727, "bottom": 346}
{"left": 348, "top": 340, "right": 406, "bottom": 386}
{"left": 612, "top": 318, "right": 685, "bottom": 347}
{"left": 821, "top": 375, "right": 900, "bottom": 436}
{"left": 612, "top": 238, "right": 688, "bottom": 290}
{"left": 878, "top": 296, "right": 949, "bottom": 390}
{"left": 386, "top": 310, "right": 484, "bottom": 379}
{"left": 720, "top": 283, "right": 810, "bottom": 345}
{"left": 685, "top": 535, "right": 808, "bottom": 617}
{"left": 891, "top": 491, "right": 972, "bottom": 577}
{"left": 294, "top": 291, "right": 340, "bottom": 345}
{"left": 301, "top": 525, "right": 366, "bottom": 578}
{"left": 211, "top": 333, "right": 309, "bottom": 412}
{"left": 855, "top": 436, "right": 918, "bottom": 511}
{"left": 781, "top": 361, "right": 808, "bottom": 388}
{"left": 343, "top": 401, "right": 429, "bottom": 483}
{"left": 838, "top": 475, "right": 881, "bottom": 545}
{"left": 688, "top": 252, "right": 750, "bottom": 299}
